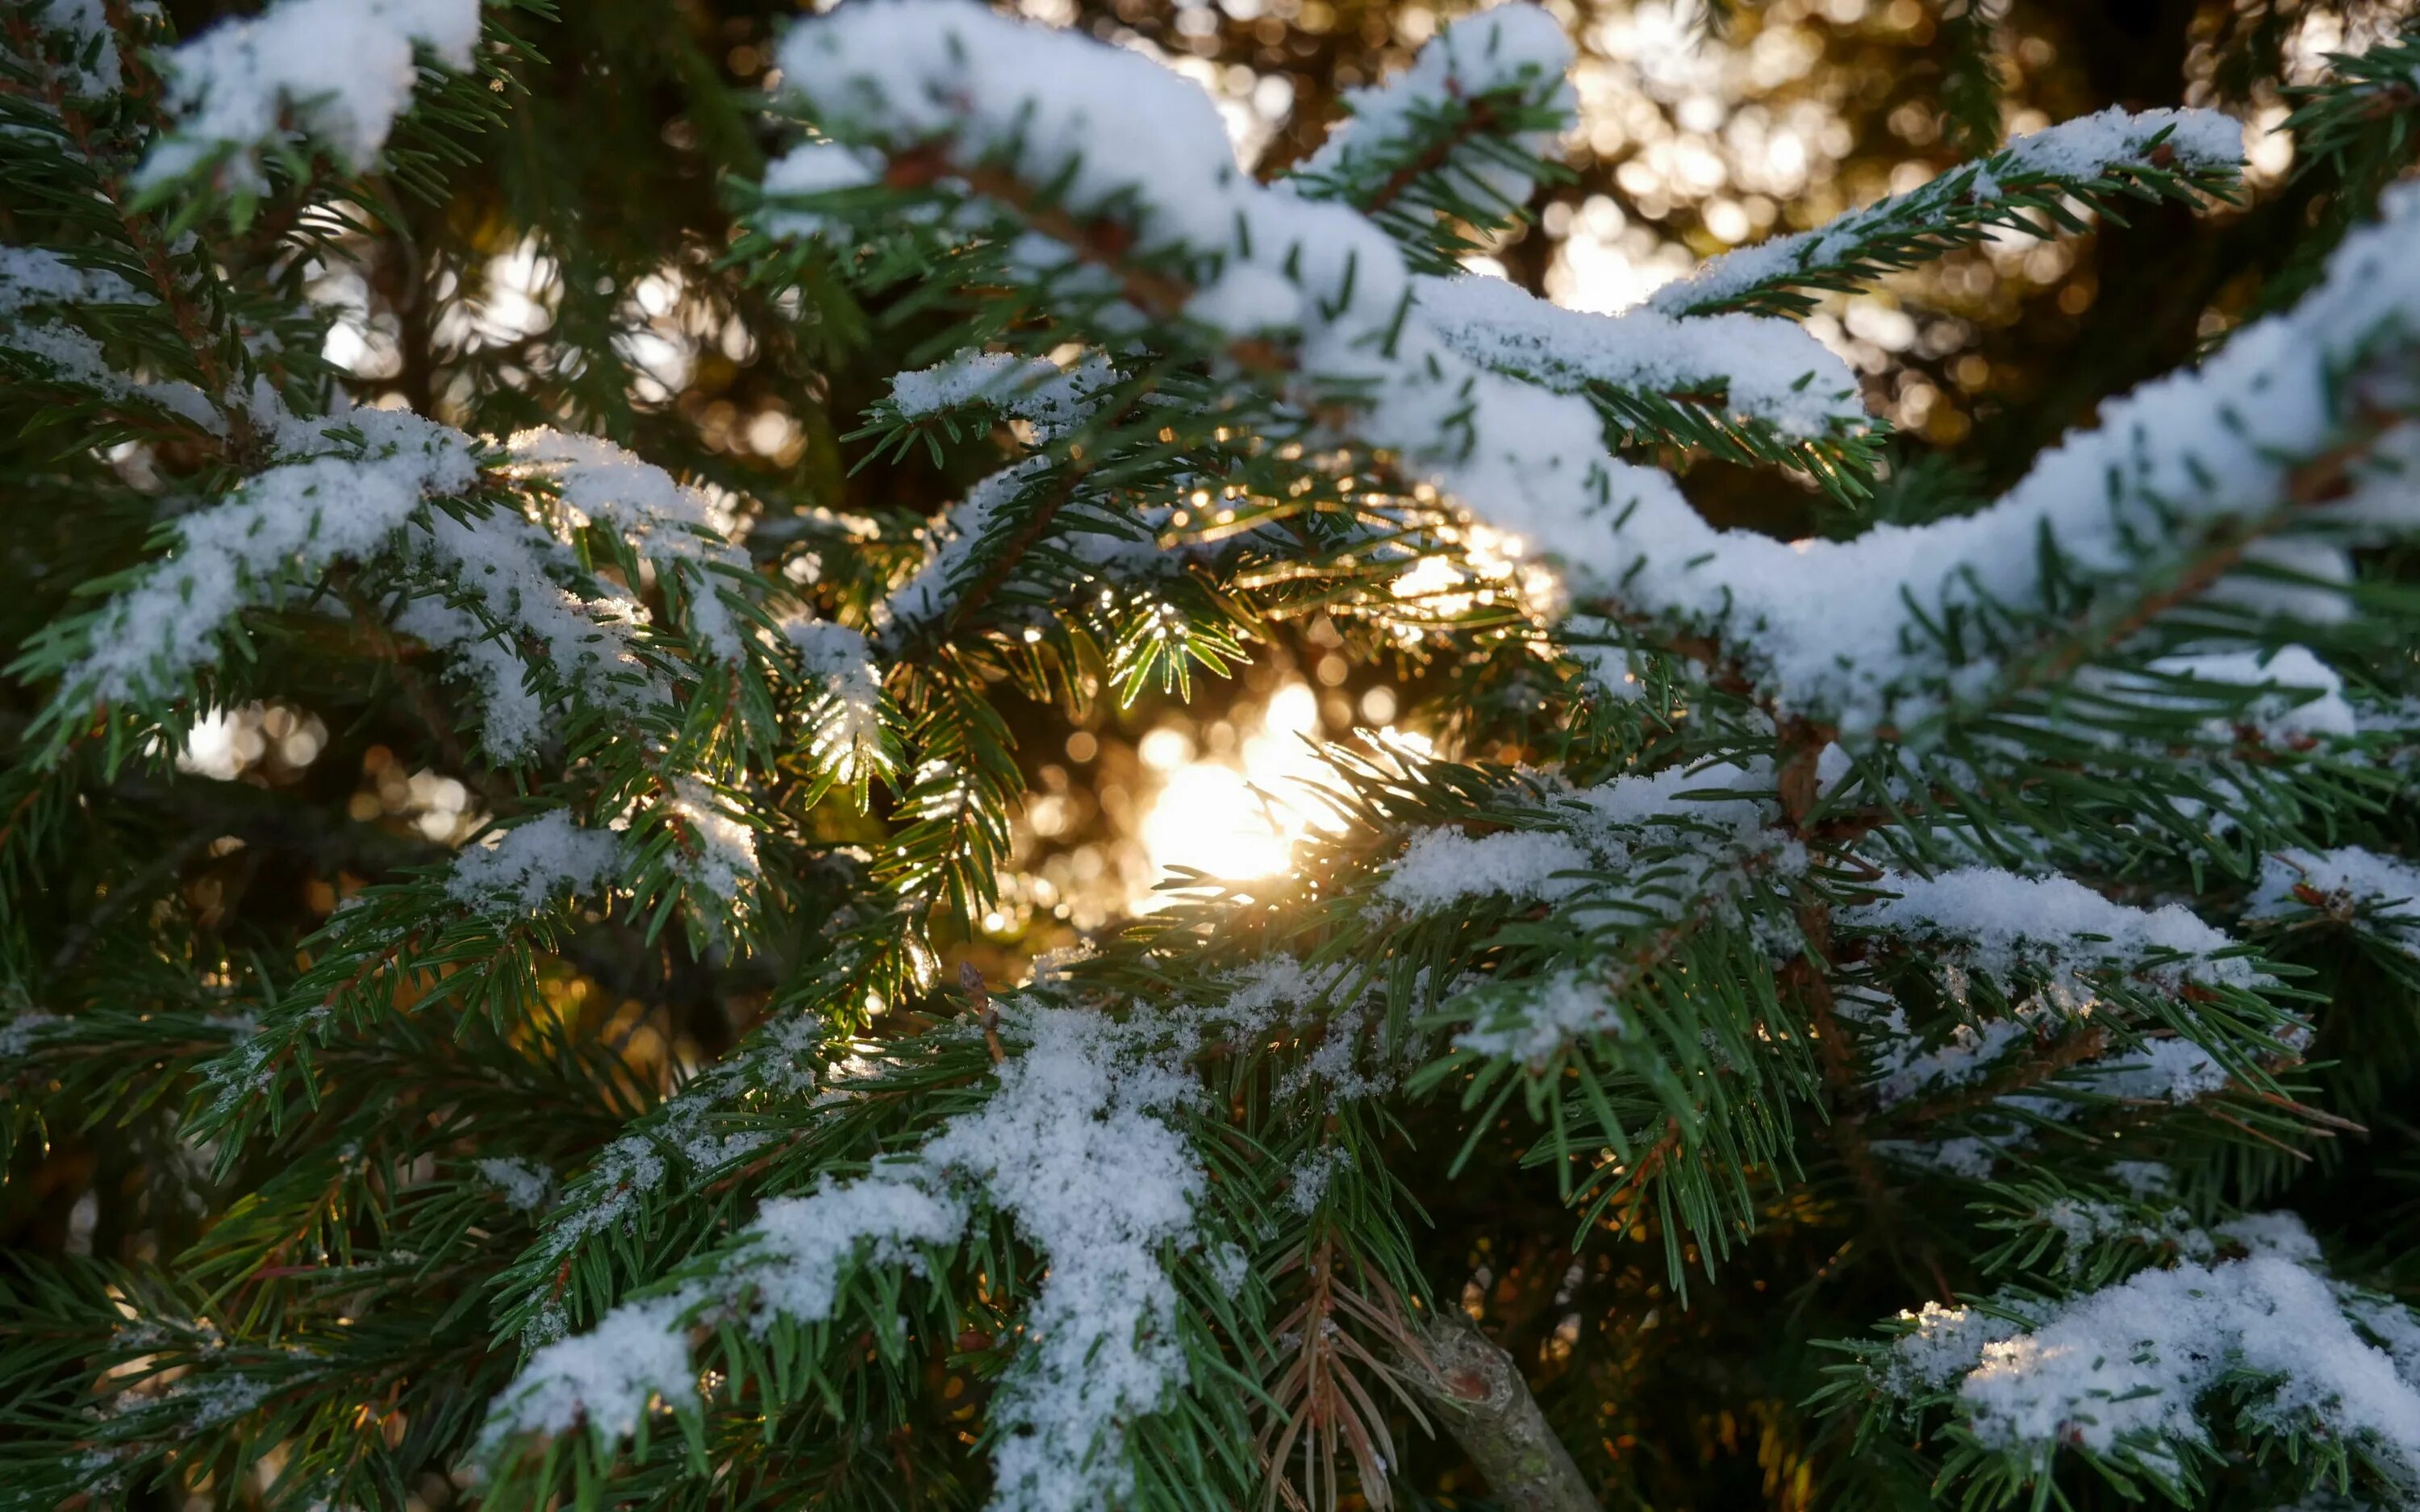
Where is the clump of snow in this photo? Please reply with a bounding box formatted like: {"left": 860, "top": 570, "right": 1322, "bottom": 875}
{"left": 1871, "top": 1135, "right": 2003, "bottom": 1180}
{"left": 53, "top": 407, "right": 679, "bottom": 757}
{"left": 879, "top": 456, "right": 1054, "bottom": 636}
{"left": 35, "top": 0, "right": 123, "bottom": 97}
{"left": 1379, "top": 827, "right": 1591, "bottom": 911}
{"left": 1219, "top": 956, "right": 1357, "bottom": 1024}
{"left": 164, "top": 1373, "right": 271, "bottom": 1428}
{"left": 0, "top": 1011, "right": 65, "bottom": 1060}
{"left": 477, "top": 1156, "right": 555, "bottom": 1214}
{"left": 745, "top": 1173, "right": 970, "bottom": 1322}
{"left": 1883, "top": 1300, "right": 2024, "bottom": 1394}
{"left": 6, "top": 319, "right": 223, "bottom": 433}
{"left": 1862, "top": 1006, "right": 2036, "bottom": 1109}
{"left": 538, "top": 1014, "right": 828, "bottom": 1259}
{"left": 2088, "top": 1037, "right": 2231, "bottom": 1104}
{"left": 398, "top": 494, "right": 662, "bottom": 751}
{"left": 782, "top": 614, "right": 888, "bottom": 785}
{"left": 1187, "top": 265, "right": 1304, "bottom": 334}
{"left": 664, "top": 778, "right": 759, "bottom": 902}
{"left": 137, "top": 0, "right": 483, "bottom": 192}
{"left": 2112, "top": 646, "right": 2357, "bottom": 747}
{"left": 2247, "top": 847, "right": 2420, "bottom": 956}
{"left": 64, "top": 409, "right": 477, "bottom": 704}
{"left": 492, "top": 1000, "right": 1217, "bottom": 1512}
{"left": 887, "top": 350, "right": 1115, "bottom": 439}
{"left": 1379, "top": 761, "right": 1800, "bottom": 930}
{"left": 2205, "top": 538, "right": 2357, "bottom": 624}
{"left": 486, "top": 1290, "right": 700, "bottom": 1442}
{"left": 2032, "top": 1198, "right": 2208, "bottom": 1272}
{"left": 0, "top": 248, "right": 148, "bottom": 314}
{"left": 1888, "top": 1214, "right": 2420, "bottom": 1480}
{"left": 2109, "top": 1160, "right": 2174, "bottom": 1198}
{"left": 1453, "top": 971, "right": 1626, "bottom": 1063}
{"left": 1286, "top": 1145, "right": 1352, "bottom": 1214}
{"left": 390, "top": 595, "right": 547, "bottom": 755}
{"left": 504, "top": 429, "right": 750, "bottom": 660}
{"left": 1841, "top": 867, "right": 2268, "bottom": 993}
{"left": 754, "top": 141, "right": 882, "bottom": 241}
{"left": 447, "top": 811, "right": 622, "bottom": 918}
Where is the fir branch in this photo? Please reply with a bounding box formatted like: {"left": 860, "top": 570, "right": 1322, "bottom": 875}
{"left": 1406, "top": 1308, "right": 1599, "bottom": 1512}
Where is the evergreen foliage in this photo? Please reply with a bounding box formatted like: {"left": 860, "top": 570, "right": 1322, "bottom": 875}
{"left": 5, "top": 2, "right": 2420, "bottom": 1510}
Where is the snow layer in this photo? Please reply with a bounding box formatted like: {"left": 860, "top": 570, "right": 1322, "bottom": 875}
{"left": 1379, "top": 827, "right": 1591, "bottom": 910}
{"left": 888, "top": 349, "right": 1115, "bottom": 439}
{"left": 879, "top": 456, "right": 1054, "bottom": 635}
{"left": 1412, "top": 272, "right": 1865, "bottom": 438}
{"left": 56, "top": 408, "right": 701, "bottom": 757}
{"left": 755, "top": 141, "right": 882, "bottom": 241}
{"left": 65, "top": 410, "right": 478, "bottom": 704}
{"left": 138, "top": 0, "right": 482, "bottom": 191}
{"left": 1697, "top": 181, "right": 2420, "bottom": 731}
{"left": 1454, "top": 970, "right": 1626, "bottom": 1062}
{"left": 36, "top": 0, "right": 122, "bottom": 97}
{"left": 1380, "top": 760, "right": 1800, "bottom": 925}
{"left": 782, "top": 614, "right": 888, "bottom": 785}
{"left": 1842, "top": 867, "right": 2266, "bottom": 991}
{"left": 2110, "top": 645, "right": 2357, "bottom": 747}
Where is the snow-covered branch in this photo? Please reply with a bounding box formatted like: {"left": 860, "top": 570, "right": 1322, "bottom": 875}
{"left": 486, "top": 1000, "right": 1219, "bottom": 1512}
{"left": 1869, "top": 1214, "right": 2420, "bottom": 1494}
{"left": 1281, "top": 4, "right": 1575, "bottom": 268}
{"left": 1412, "top": 272, "right": 1869, "bottom": 444}
{"left": 1647, "top": 108, "right": 2243, "bottom": 319}
{"left": 136, "top": 0, "right": 485, "bottom": 194}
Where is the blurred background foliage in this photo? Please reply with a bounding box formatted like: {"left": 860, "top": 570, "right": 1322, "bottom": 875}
{"left": 10, "top": 2, "right": 2417, "bottom": 1506}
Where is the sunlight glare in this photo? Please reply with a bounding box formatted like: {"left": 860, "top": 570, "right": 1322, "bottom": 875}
{"left": 1135, "top": 681, "right": 1429, "bottom": 900}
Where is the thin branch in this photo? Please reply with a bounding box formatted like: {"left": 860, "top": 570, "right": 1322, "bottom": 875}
{"left": 1404, "top": 1308, "right": 1600, "bottom": 1512}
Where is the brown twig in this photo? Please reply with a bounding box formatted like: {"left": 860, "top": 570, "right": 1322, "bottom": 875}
{"left": 1404, "top": 1306, "right": 1600, "bottom": 1512}
{"left": 959, "top": 960, "right": 1004, "bottom": 1064}
{"left": 1353, "top": 92, "right": 1504, "bottom": 219}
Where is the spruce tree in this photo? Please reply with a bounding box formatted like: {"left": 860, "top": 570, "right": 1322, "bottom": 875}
{"left": 6, "top": 2, "right": 2420, "bottom": 1510}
